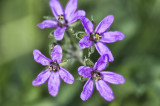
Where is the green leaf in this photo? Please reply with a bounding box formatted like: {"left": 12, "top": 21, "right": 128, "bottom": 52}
{"left": 88, "top": 45, "right": 95, "bottom": 57}
{"left": 84, "top": 58, "right": 94, "bottom": 67}
{"left": 74, "top": 31, "right": 86, "bottom": 39}
{"left": 48, "top": 30, "right": 54, "bottom": 38}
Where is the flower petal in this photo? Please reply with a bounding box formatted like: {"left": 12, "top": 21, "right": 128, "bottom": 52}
{"left": 101, "top": 71, "right": 125, "bottom": 84}
{"left": 80, "top": 17, "right": 94, "bottom": 35}
{"left": 32, "top": 69, "right": 51, "bottom": 86}
{"left": 93, "top": 54, "right": 108, "bottom": 71}
{"left": 48, "top": 72, "right": 61, "bottom": 97}
{"left": 95, "top": 80, "right": 114, "bottom": 101}
{"left": 65, "top": 0, "right": 78, "bottom": 21}
{"left": 95, "top": 42, "right": 114, "bottom": 62}
{"left": 51, "top": 45, "right": 62, "bottom": 64}
{"left": 37, "top": 19, "right": 58, "bottom": 29}
{"left": 49, "top": 0, "right": 64, "bottom": 19}
{"left": 79, "top": 36, "right": 93, "bottom": 49}
{"left": 95, "top": 15, "right": 114, "bottom": 34}
{"left": 100, "top": 31, "right": 125, "bottom": 43}
{"left": 80, "top": 78, "right": 94, "bottom": 101}
{"left": 78, "top": 66, "right": 93, "bottom": 78}
{"left": 68, "top": 10, "right": 86, "bottom": 25}
{"left": 54, "top": 27, "right": 66, "bottom": 41}
{"left": 33, "top": 49, "right": 52, "bottom": 66}
{"left": 59, "top": 67, "right": 74, "bottom": 84}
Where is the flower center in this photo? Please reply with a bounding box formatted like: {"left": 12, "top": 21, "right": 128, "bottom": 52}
{"left": 58, "top": 15, "right": 64, "bottom": 21}
{"left": 48, "top": 62, "right": 59, "bottom": 72}
{"left": 57, "top": 15, "right": 68, "bottom": 28}
{"left": 94, "top": 33, "right": 102, "bottom": 41}
{"left": 91, "top": 71, "right": 101, "bottom": 81}
{"left": 90, "top": 33, "right": 102, "bottom": 42}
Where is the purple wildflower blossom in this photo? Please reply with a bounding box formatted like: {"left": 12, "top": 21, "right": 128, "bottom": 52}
{"left": 32, "top": 45, "right": 74, "bottom": 97}
{"left": 37, "top": 0, "right": 86, "bottom": 41}
{"left": 78, "top": 55, "right": 125, "bottom": 101}
{"left": 79, "top": 15, "right": 125, "bottom": 62}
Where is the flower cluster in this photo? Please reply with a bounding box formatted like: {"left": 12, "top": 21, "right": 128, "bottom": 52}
{"left": 33, "top": 0, "right": 125, "bottom": 101}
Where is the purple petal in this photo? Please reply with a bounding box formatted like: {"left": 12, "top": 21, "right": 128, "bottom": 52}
{"left": 95, "top": 80, "right": 114, "bottom": 101}
{"left": 65, "top": 0, "right": 78, "bottom": 21}
{"left": 95, "top": 42, "right": 114, "bottom": 62}
{"left": 95, "top": 15, "right": 114, "bottom": 34}
{"left": 93, "top": 54, "right": 108, "bottom": 71}
{"left": 78, "top": 66, "right": 93, "bottom": 78}
{"left": 80, "top": 17, "right": 94, "bottom": 35}
{"left": 80, "top": 78, "right": 94, "bottom": 101}
{"left": 49, "top": 0, "right": 64, "bottom": 19}
{"left": 32, "top": 69, "right": 51, "bottom": 86}
{"left": 101, "top": 71, "right": 125, "bottom": 84}
{"left": 100, "top": 31, "right": 125, "bottom": 43}
{"left": 51, "top": 45, "right": 62, "bottom": 64}
{"left": 37, "top": 19, "right": 58, "bottom": 29}
{"left": 48, "top": 72, "right": 61, "bottom": 97}
{"left": 33, "top": 49, "right": 52, "bottom": 66}
{"left": 79, "top": 36, "right": 93, "bottom": 49}
{"left": 54, "top": 27, "right": 66, "bottom": 41}
{"left": 59, "top": 67, "right": 74, "bottom": 84}
{"left": 68, "top": 10, "right": 86, "bottom": 25}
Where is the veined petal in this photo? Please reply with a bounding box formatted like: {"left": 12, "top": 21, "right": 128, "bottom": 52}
{"left": 95, "top": 15, "right": 114, "bottom": 34}
{"left": 80, "top": 17, "right": 94, "bottom": 35}
{"left": 80, "top": 78, "right": 94, "bottom": 101}
{"left": 37, "top": 19, "right": 58, "bottom": 29}
{"left": 49, "top": 0, "right": 64, "bottom": 19}
{"left": 48, "top": 72, "right": 61, "bottom": 97}
{"left": 32, "top": 69, "right": 51, "bottom": 86}
{"left": 59, "top": 67, "right": 74, "bottom": 84}
{"left": 65, "top": 0, "right": 78, "bottom": 21}
{"left": 95, "top": 80, "right": 114, "bottom": 101}
{"left": 54, "top": 27, "right": 66, "bottom": 41}
{"left": 51, "top": 45, "right": 62, "bottom": 64}
{"left": 101, "top": 71, "right": 125, "bottom": 85}
{"left": 78, "top": 66, "right": 93, "bottom": 78}
{"left": 93, "top": 54, "right": 108, "bottom": 71}
{"left": 68, "top": 10, "right": 86, "bottom": 25}
{"left": 79, "top": 36, "right": 93, "bottom": 49}
{"left": 33, "top": 49, "right": 52, "bottom": 66}
{"left": 95, "top": 42, "right": 114, "bottom": 62}
{"left": 100, "top": 31, "right": 125, "bottom": 43}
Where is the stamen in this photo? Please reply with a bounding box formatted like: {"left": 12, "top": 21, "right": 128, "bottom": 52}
{"left": 48, "top": 62, "right": 59, "bottom": 72}
{"left": 95, "top": 74, "right": 101, "bottom": 81}
{"left": 95, "top": 33, "right": 102, "bottom": 41}
{"left": 49, "top": 65, "right": 53, "bottom": 72}
{"left": 58, "top": 15, "right": 64, "bottom": 21}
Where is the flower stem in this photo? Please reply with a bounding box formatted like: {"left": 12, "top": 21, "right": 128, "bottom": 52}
{"left": 66, "top": 30, "right": 76, "bottom": 51}
{"left": 66, "top": 29, "right": 85, "bottom": 65}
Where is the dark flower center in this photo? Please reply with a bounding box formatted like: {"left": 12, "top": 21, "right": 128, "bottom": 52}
{"left": 48, "top": 62, "right": 60, "bottom": 72}
{"left": 57, "top": 15, "right": 68, "bottom": 28}
{"left": 90, "top": 33, "right": 102, "bottom": 42}
{"left": 91, "top": 71, "right": 102, "bottom": 81}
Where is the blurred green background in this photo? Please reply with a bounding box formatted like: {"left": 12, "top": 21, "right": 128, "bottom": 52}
{"left": 1, "top": 0, "right": 160, "bottom": 106}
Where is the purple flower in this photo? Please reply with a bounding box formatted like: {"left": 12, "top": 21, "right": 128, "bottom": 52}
{"left": 78, "top": 55, "right": 125, "bottom": 101}
{"left": 79, "top": 15, "right": 125, "bottom": 62}
{"left": 32, "top": 45, "right": 74, "bottom": 97}
{"left": 38, "top": 0, "right": 86, "bottom": 41}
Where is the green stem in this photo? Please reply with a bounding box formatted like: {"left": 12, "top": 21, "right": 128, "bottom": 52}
{"left": 66, "top": 30, "right": 76, "bottom": 51}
